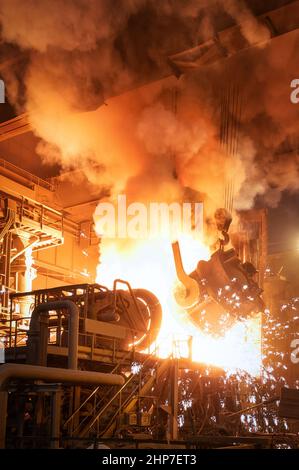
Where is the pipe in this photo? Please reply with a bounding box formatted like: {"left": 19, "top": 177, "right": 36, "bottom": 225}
{"left": 0, "top": 208, "right": 14, "bottom": 242}
{"left": 0, "top": 363, "right": 124, "bottom": 449}
{"left": 0, "top": 363, "right": 125, "bottom": 391}
{"left": 27, "top": 300, "right": 79, "bottom": 369}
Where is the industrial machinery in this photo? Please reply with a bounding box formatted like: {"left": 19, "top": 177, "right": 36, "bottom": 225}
{"left": 8, "top": 280, "right": 163, "bottom": 354}
{"left": 0, "top": 281, "right": 166, "bottom": 448}
{"left": 172, "top": 209, "right": 265, "bottom": 336}
{"left": 0, "top": 205, "right": 293, "bottom": 449}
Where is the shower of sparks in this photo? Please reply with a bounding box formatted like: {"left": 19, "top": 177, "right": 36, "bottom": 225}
{"left": 176, "top": 295, "right": 299, "bottom": 439}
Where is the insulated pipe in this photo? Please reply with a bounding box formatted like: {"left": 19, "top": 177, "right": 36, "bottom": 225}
{"left": 27, "top": 300, "right": 79, "bottom": 369}
{"left": 0, "top": 363, "right": 125, "bottom": 391}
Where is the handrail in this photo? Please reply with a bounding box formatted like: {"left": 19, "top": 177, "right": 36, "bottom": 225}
{"left": 81, "top": 343, "right": 160, "bottom": 436}
{"left": 70, "top": 346, "right": 150, "bottom": 435}
{"left": 10, "top": 283, "right": 108, "bottom": 299}
{"left": 63, "top": 348, "right": 133, "bottom": 429}
{"left": 0, "top": 185, "right": 61, "bottom": 217}
{"left": 0, "top": 185, "right": 81, "bottom": 239}
{"left": 2, "top": 314, "right": 160, "bottom": 356}
{"left": 100, "top": 358, "right": 161, "bottom": 437}
{"left": 113, "top": 279, "right": 147, "bottom": 330}
{"left": 0, "top": 157, "right": 54, "bottom": 191}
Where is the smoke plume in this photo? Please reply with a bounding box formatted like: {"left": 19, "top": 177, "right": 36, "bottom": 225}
{"left": 0, "top": 0, "right": 298, "bottom": 216}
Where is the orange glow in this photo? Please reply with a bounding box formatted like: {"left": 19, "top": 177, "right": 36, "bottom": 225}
{"left": 25, "top": 247, "right": 36, "bottom": 292}
{"left": 95, "top": 229, "right": 262, "bottom": 376}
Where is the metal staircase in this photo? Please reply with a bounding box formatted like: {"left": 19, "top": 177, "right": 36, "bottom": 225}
{"left": 64, "top": 348, "right": 169, "bottom": 441}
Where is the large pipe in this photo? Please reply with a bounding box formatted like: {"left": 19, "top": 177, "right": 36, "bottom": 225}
{"left": 27, "top": 300, "right": 79, "bottom": 369}
{"left": 0, "top": 363, "right": 125, "bottom": 391}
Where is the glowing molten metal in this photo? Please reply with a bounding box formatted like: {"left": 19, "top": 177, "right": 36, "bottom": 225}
{"left": 95, "top": 230, "right": 262, "bottom": 376}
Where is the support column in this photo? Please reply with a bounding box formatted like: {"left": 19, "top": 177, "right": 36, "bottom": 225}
{"left": 168, "top": 359, "right": 179, "bottom": 441}
{"left": 2, "top": 232, "right": 12, "bottom": 310}
{"left": 72, "top": 386, "right": 81, "bottom": 439}
{"left": 51, "top": 386, "right": 63, "bottom": 449}
{"left": 13, "top": 236, "right": 37, "bottom": 317}
{"left": 0, "top": 391, "right": 8, "bottom": 448}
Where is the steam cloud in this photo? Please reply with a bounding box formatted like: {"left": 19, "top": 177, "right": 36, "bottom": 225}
{"left": 0, "top": 0, "right": 299, "bottom": 215}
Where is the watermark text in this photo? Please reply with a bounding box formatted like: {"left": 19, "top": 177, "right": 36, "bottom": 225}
{"left": 94, "top": 195, "right": 203, "bottom": 239}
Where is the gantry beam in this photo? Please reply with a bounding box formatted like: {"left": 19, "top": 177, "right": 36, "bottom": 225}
{"left": 0, "top": 1, "right": 298, "bottom": 143}
{"left": 168, "top": 0, "right": 299, "bottom": 74}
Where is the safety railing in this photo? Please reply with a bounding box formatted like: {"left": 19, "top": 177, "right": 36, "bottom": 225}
{"left": 0, "top": 157, "right": 54, "bottom": 192}
{"left": 0, "top": 187, "right": 79, "bottom": 240}
{"left": 1, "top": 310, "right": 161, "bottom": 361}
{"left": 2, "top": 317, "right": 31, "bottom": 348}
{"left": 17, "top": 196, "right": 64, "bottom": 237}
{"left": 1, "top": 311, "right": 193, "bottom": 364}
{"left": 63, "top": 348, "right": 133, "bottom": 435}
{"left": 78, "top": 343, "right": 162, "bottom": 438}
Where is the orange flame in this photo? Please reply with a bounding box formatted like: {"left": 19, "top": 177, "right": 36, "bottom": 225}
{"left": 95, "top": 231, "right": 262, "bottom": 376}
